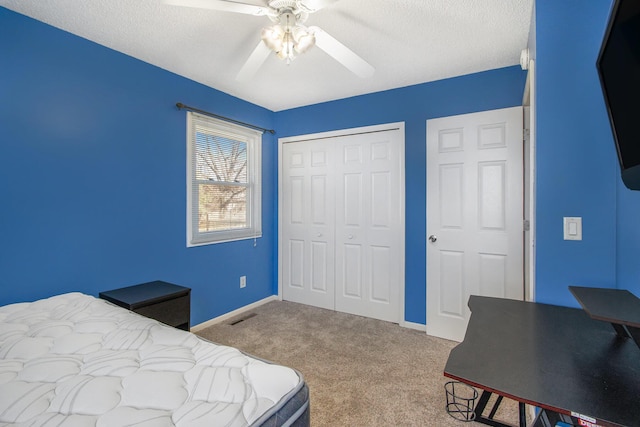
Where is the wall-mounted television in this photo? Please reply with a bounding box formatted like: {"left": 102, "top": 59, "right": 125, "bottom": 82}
{"left": 597, "top": 0, "right": 640, "bottom": 190}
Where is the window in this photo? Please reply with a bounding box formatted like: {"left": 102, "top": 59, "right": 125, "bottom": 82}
{"left": 187, "top": 112, "right": 262, "bottom": 246}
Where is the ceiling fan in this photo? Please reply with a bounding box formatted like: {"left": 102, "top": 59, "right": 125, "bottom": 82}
{"left": 164, "top": 0, "right": 375, "bottom": 81}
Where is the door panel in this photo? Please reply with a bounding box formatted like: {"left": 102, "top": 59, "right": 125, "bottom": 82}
{"left": 335, "top": 130, "right": 401, "bottom": 323}
{"left": 440, "top": 250, "right": 464, "bottom": 318}
{"left": 426, "top": 107, "right": 523, "bottom": 342}
{"left": 478, "top": 161, "right": 506, "bottom": 230}
{"left": 342, "top": 244, "right": 362, "bottom": 298}
{"left": 311, "top": 176, "right": 327, "bottom": 223}
{"left": 343, "top": 173, "right": 363, "bottom": 225}
{"left": 370, "top": 246, "right": 391, "bottom": 302}
{"left": 311, "top": 241, "right": 328, "bottom": 292}
{"left": 289, "top": 240, "right": 304, "bottom": 288}
{"left": 291, "top": 182, "right": 305, "bottom": 225}
{"left": 371, "top": 172, "right": 391, "bottom": 226}
{"left": 479, "top": 253, "right": 507, "bottom": 298}
{"left": 440, "top": 164, "right": 464, "bottom": 228}
{"left": 282, "top": 141, "right": 335, "bottom": 309}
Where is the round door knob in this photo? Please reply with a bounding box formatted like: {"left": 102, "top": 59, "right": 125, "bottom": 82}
{"left": 428, "top": 235, "right": 437, "bottom": 243}
{"left": 317, "top": 232, "right": 322, "bottom": 237}
{"left": 348, "top": 234, "right": 354, "bottom": 239}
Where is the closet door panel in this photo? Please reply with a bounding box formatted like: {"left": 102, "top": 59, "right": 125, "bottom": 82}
{"left": 335, "top": 130, "right": 402, "bottom": 323}
{"left": 281, "top": 141, "right": 335, "bottom": 309}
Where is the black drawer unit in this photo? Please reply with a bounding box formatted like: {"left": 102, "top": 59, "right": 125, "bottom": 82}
{"left": 99, "top": 281, "right": 191, "bottom": 331}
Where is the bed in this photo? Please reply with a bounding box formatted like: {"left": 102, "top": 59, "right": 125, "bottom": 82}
{"left": 0, "top": 292, "right": 309, "bottom": 427}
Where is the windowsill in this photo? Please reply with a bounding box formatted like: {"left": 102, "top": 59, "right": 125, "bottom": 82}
{"left": 187, "top": 233, "right": 263, "bottom": 247}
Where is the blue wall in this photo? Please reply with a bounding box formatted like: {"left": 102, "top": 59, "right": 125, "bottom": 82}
{"left": 617, "top": 180, "right": 640, "bottom": 292}
{"left": 534, "top": 0, "right": 625, "bottom": 306}
{"left": 14, "top": 1, "right": 632, "bottom": 327}
{"left": 0, "top": 8, "right": 278, "bottom": 325}
{"left": 275, "top": 68, "right": 527, "bottom": 324}
{"left": 0, "top": 7, "right": 528, "bottom": 327}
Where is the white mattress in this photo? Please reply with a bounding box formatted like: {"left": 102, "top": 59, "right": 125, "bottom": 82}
{"left": 0, "top": 293, "right": 302, "bottom": 426}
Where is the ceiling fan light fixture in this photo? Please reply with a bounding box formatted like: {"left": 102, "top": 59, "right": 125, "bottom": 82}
{"left": 261, "top": 25, "right": 285, "bottom": 51}
{"left": 292, "top": 25, "right": 315, "bottom": 53}
{"left": 259, "top": 9, "right": 317, "bottom": 64}
{"left": 275, "top": 31, "right": 296, "bottom": 62}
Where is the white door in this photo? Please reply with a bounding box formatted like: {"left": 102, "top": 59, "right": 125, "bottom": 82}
{"left": 280, "top": 124, "right": 404, "bottom": 323}
{"left": 281, "top": 140, "right": 335, "bottom": 309}
{"left": 334, "top": 130, "right": 402, "bottom": 323}
{"left": 426, "top": 107, "right": 524, "bottom": 342}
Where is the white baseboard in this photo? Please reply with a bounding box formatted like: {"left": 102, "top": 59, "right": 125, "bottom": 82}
{"left": 401, "top": 320, "right": 426, "bottom": 332}
{"left": 190, "top": 295, "right": 278, "bottom": 332}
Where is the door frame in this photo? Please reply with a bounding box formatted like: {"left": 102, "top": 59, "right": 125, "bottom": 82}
{"left": 277, "top": 122, "right": 407, "bottom": 325}
{"left": 523, "top": 59, "right": 536, "bottom": 303}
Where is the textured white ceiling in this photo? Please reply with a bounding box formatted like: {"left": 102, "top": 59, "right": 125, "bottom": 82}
{"left": 0, "top": 0, "right": 533, "bottom": 111}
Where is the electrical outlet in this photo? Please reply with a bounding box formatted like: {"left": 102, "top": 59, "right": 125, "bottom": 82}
{"left": 240, "top": 276, "right": 246, "bottom": 288}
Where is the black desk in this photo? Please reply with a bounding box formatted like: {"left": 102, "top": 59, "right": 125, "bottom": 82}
{"left": 444, "top": 296, "right": 640, "bottom": 427}
{"left": 569, "top": 286, "right": 640, "bottom": 349}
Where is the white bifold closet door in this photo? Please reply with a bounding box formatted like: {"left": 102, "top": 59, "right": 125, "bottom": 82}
{"left": 281, "top": 127, "right": 403, "bottom": 323}
{"left": 281, "top": 140, "right": 335, "bottom": 310}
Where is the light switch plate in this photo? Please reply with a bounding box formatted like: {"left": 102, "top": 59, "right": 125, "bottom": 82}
{"left": 563, "top": 217, "right": 582, "bottom": 241}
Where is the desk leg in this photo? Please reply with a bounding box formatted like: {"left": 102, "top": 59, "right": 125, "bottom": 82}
{"left": 628, "top": 325, "right": 640, "bottom": 350}
{"left": 474, "top": 390, "right": 526, "bottom": 427}
{"left": 611, "top": 323, "right": 640, "bottom": 350}
{"left": 474, "top": 390, "right": 492, "bottom": 421}
{"left": 488, "top": 395, "right": 504, "bottom": 419}
{"left": 519, "top": 402, "right": 527, "bottom": 427}
{"left": 611, "top": 323, "right": 630, "bottom": 339}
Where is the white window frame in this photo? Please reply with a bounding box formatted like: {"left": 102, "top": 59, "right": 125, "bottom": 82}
{"left": 186, "top": 112, "right": 262, "bottom": 246}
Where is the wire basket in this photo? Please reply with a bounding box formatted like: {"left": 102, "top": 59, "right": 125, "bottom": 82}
{"left": 444, "top": 381, "right": 478, "bottom": 422}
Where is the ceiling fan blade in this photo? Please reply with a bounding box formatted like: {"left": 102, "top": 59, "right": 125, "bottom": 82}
{"left": 236, "top": 41, "right": 272, "bottom": 81}
{"left": 164, "top": 0, "right": 270, "bottom": 16}
{"left": 311, "top": 27, "right": 374, "bottom": 78}
{"left": 298, "top": 0, "right": 340, "bottom": 13}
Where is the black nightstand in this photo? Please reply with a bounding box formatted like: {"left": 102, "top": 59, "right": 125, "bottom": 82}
{"left": 99, "top": 281, "right": 191, "bottom": 331}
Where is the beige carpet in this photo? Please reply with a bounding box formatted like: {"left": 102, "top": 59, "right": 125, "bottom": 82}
{"left": 195, "top": 300, "right": 525, "bottom": 427}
